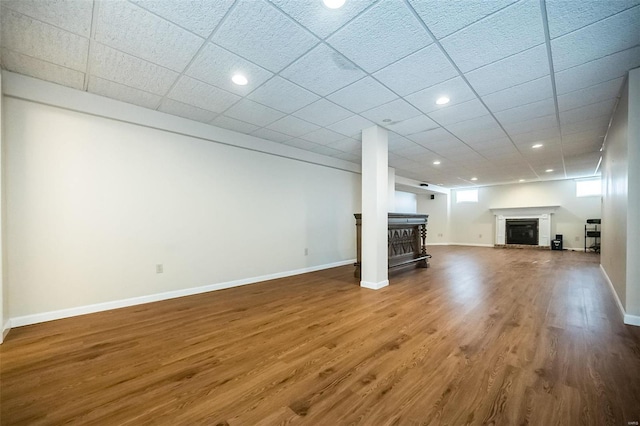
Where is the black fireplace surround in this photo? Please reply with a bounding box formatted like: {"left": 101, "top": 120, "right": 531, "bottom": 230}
{"left": 506, "top": 219, "right": 539, "bottom": 245}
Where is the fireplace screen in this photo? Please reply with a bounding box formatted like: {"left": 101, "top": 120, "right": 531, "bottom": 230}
{"left": 506, "top": 219, "right": 539, "bottom": 245}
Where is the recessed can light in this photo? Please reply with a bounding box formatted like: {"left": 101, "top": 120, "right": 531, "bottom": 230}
{"left": 532, "top": 143, "right": 543, "bottom": 148}
{"left": 433, "top": 160, "right": 441, "bottom": 165}
{"left": 545, "top": 169, "right": 554, "bottom": 173}
{"left": 436, "top": 96, "right": 450, "bottom": 105}
{"left": 471, "top": 177, "right": 478, "bottom": 181}
{"left": 232, "top": 74, "right": 248, "bottom": 86}
{"left": 519, "top": 179, "right": 525, "bottom": 182}
{"left": 323, "top": 0, "right": 345, "bottom": 9}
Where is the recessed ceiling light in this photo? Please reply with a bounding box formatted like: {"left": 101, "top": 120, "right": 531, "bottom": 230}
{"left": 471, "top": 177, "right": 478, "bottom": 181}
{"left": 436, "top": 96, "right": 450, "bottom": 105}
{"left": 545, "top": 169, "right": 554, "bottom": 173}
{"left": 519, "top": 179, "right": 525, "bottom": 182}
{"left": 433, "top": 160, "right": 441, "bottom": 165}
{"left": 382, "top": 118, "right": 392, "bottom": 123}
{"left": 532, "top": 143, "right": 543, "bottom": 148}
{"left": 323, "top": 0, "right": 345, "bottom": 9}
{"left": 232, "top": 74, "right": 248, "bottom": 86}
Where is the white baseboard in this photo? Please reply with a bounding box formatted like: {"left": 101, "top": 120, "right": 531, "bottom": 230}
{"left": 10, "top": 259, "right": 356, "bottom": 328}
{"left": 449, "top": 243, "right": 495, "bottom": 248}
{"left": 600, "top": 264, "right": 640, "bottom": 327}
{"left": 1, "top": 320, "right": 11, "bottom": 343}
{"left": 360, "top": 280, "right": 389, "bottom": 290}
{"left": 426, "top": 242, "right": 450, "bottom": 246}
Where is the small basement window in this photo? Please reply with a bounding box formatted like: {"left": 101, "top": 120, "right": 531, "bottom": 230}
{"left": 576, "top": 178, "right": 601, "bottom": 197}
{"left": 456, "top": 189, "right": 478, "bottom": 203}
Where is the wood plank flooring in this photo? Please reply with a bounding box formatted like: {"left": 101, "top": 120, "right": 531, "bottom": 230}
{"left": 1, "top": 246, "right": 640, "bottom": 425}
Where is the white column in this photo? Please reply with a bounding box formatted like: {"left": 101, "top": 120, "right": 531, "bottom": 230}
{"left": 387, "top": 167, "right": 396, "bottom": 213}
{"left": 361, "top": 125, "right": 389, "bottom": 290}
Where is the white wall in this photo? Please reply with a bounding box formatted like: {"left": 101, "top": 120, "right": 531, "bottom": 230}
{"left": 417, "top": 193, "right": 449, "bottom": 245}
{"left": 449, "top": 179, "right": 601, "bottom": 249}
{"left": 627, "top": 68, "right": 640, "bottom": 319}
{"left": 394, "top": 191, "right": 417, "bottom": 213}
{"left": 1, "top": 71, "right": 7, "bottom": 342}
{"left": 4, "top": 96, "right": 360, "bottom": 321}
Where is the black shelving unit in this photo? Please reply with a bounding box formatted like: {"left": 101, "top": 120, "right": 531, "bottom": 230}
{"left": 585, "top": 219, "right": 601, "bottom": 253}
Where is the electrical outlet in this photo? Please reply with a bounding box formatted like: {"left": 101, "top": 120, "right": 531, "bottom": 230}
{"left": 438, "top": 233, "right": 443, "bottom": 237}
{"left": 479, "top": 234, "right": 483, "bottom": 239}
{"left": 575, "top": 236, "right": 579, "bottom": 242}
{"left": 156, "top": 264, "right": 163, "bottom": 274}
{"left": 304, "top": 248, "right": 308, "bottom": 256}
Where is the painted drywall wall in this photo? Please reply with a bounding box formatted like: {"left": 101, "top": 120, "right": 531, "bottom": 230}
{"left": 602, "top": 79, "right": 629, "bottom": 309}
{"left": 449, "top": 179, "right": 601, "bottom": 249}
{"left": 4, "top": 97, "right": 360, "bottom": 319}
{"left": 394, "top": 191, "right": 417, "bottom": 213}
{"left": 417, "top": 193, "right": 449, "bottom": 245}
{"left": 626, "top": 68, "right": 640, "bottom": 317}
{"left": 1, "top": 71, "right": 7, "bottom": 342}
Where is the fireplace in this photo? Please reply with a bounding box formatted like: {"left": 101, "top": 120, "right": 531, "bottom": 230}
{"left": 506, "top": 219, "right": 539, "bottom": 245}
{"left": 491, "top": 206, "right": 558, "bottom": 248}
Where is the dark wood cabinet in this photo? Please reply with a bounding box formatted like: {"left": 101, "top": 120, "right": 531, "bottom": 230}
{"left": 354, "top": 213, "right": 430, "bottom": 278}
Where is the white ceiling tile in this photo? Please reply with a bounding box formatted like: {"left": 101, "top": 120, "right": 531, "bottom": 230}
{"left": 168, "top": 76, "right": 241, "bottom": 113}
{"left": 465, "top": 44, "right": 549, "bottom": 95}
{"left": 326, "top": 137, "right": 361, "bottom": 153}
{"left": 224, "top": 98, "right": 285, "bottom": 127}
{"left": 559, "top": 98, "right": 616, "bottom": 126}
{"left": 268, "top": 0, "right": 375, "bottom": 39}
{"left": 130, "top": 0, "right": 235, "bottom": 37}
{"left": 388, "top": 132, "right": 419, "bottom": 150}
{"left": 284, "top": 138, "right": 323, "bottom": 151}
{"left": 251, "top": 128, "right": 292, "bottom": 143}
{"left": 280, "top": 43, "right": 366, "bottom": 96}
{"left": 211, "top": 115, "right": 260, "bottom": 134}
{"left": 327, "top": 115, "right": 374, "bottom": 137}
{"left": 557, "top": 77, "right": 624, "bottom": 112}
{"left": 405, "top": 77, "right": 477, "bottom": 114}
{"left": 266, "top": 115, "right": 320, "bottom": 138}
{"left": 88, "top": 77, "right": 161, "bottom": 109}
{"left": 555, "top": 46, "right": 640, "bottom": 94}
{"left": 440, "top": 0, "right": 545, "bottom": 72}
{"left": 481, "top": 76, "right": 553, "bottom": 112}
{"left": 2, "top": 0, "right": 93, "bottom": 36}
{"left": 327, "top": 0, "right": 432, "bottom": 73}
{"left": 408, "top": 0, "right": 517, "bottom": 39}
{"left": 361, "top": 99, "right": 421, "bottom": 125}
{"left": 0, "top": 48, "right": 85, "bottom": 89}
{"left": 562, "top": 129, "right": 603, "bottom": 145}
{"left": 393, "top": 144, "right": 432, "bottom": 158}
{"left": 473, "top": 138, "right": 518, "bottom": 152}
{"left": 91, "top": 43, "right": 178, "bottom": 95}
{"left": 551, "top": 6, "right": 640, "bottom": 71}
{"left": 408, "top": 127, "right": 459, "bottom": 146}
{"left": 427, "top": 99, "right": 489, "bottom": 126}
{"left": 546, "top": 0, "right": 640, "bottom": 39}
{"left": 308, "top": 144, "right": 344, "bottom": 157}
{"left": 300, "top": 128, "right": 345, "bottom": 145}
{"left": 247, "top": 76, "right": 319, "bottom": 113}
{"left": 561, "top": 115, "right": 610, "bottom": 136}
{"left": 212, "top": 0, "right": 318, "bottom": 72}
{"left": 373, "top": 44, "right": 458, "bottom": 96}
{"left": 332, "top": 151, "right": 361, "bottom": 163}
{"left": 387, "top": 115, "right": 439, "bottom": 136}
{"left": 1, "top": 9, "right": 88, "bottom": 71}
{"left": 504, "top": 114, "right": 558, "bottom": 136}
{"left": 494, "top": 98, "right": 556, "bottom": 125}
{"left": 95, "top": 1, "right": 203, "bottom": 72}
{"left": 292, "top": 99, "right": 353, "bottom": 127}
{"left": 158, "top": 99, "right": 218, "bottom": 123}
{"left": 446, "top": 115, "right": 508, "bottom": 144}
{"left": 327, "top": 77, "right": 397, "bottom": 113}
{"left": 186, "top": 42, "right": 273, "bottom": 96}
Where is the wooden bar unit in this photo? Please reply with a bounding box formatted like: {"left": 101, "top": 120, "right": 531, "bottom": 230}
{"left": 354, "top": 213, "right": 430, "bottom": 278}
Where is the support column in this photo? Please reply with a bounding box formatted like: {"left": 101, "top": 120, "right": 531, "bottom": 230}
{"left": 361, "top": 125, "right": 389, "bottom": 290}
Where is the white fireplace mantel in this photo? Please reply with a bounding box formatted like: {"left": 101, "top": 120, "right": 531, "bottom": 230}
{"left": 491, "top": 206, "right": 560, "bottom": 247}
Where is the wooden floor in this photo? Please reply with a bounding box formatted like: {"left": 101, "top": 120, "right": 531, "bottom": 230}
{"left": 2, "top": 246, "right": 640, "bottom": 425}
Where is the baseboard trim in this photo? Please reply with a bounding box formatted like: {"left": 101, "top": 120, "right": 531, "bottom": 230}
{"left": 360, "top": 280, "right": 389, "bottom": 290}
{"left": 10, "top": 259, "right": 356, "bottom": 328}
{"left": 1, "top": 320, "right": 11, "bottom": 343}
{"left": 599, "top": 264, "right": 639, "bottom": 326}
{"left": 449, "top": 243, "right": 495, "bottom": 248}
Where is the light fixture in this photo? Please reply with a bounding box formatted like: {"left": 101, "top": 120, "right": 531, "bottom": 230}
{"left": 323, "top": 0, "right": 345, "bottom": 9}
{"left": 519, "top": 179, "right": 525, "bottom": 182}
{"left": 232, "top": 74, "right": 248, "bottom": 86}
{"left": 436, "top": 96, "right": 450, "bottom": 105}
{"left": 545, "top": 169, "right": 554, "bottom": 173}
{"left": 471, "top": 177, "right": 478, "bottom": 181}
{"left": 433, "top": 160, "right": 441, "bottom": 165}
{"left": 532, "top": 143, "right": 543, "bottom": 148}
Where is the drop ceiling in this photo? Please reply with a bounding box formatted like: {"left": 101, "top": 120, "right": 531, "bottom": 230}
{"left": 1, "top": 0, "right": 639, "bottom": 187}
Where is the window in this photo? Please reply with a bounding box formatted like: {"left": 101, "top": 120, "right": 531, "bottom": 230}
{"left": 576, "top": 178, "right": 601, "bottom": 197}
{"left": 456, "top": 189, "right": 478, "bottom": 203}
